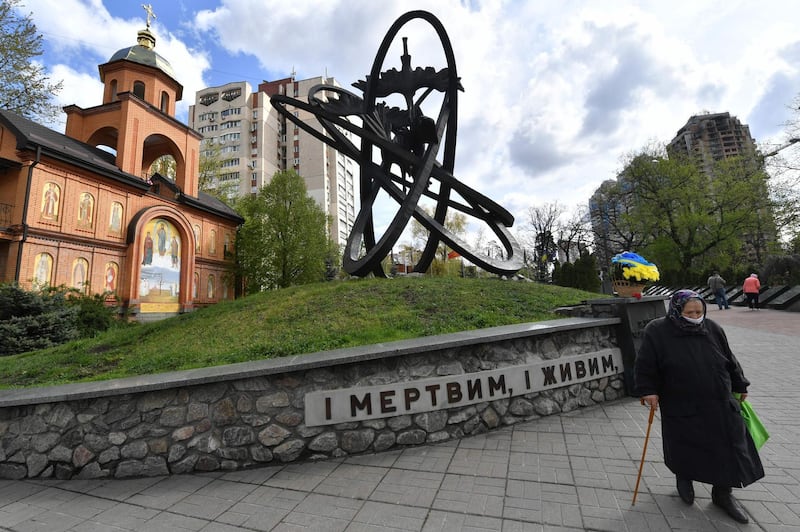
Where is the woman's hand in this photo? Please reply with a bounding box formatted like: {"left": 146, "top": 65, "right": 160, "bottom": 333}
{"left": 640, "top": 395, "right": 659, "bottom": 409}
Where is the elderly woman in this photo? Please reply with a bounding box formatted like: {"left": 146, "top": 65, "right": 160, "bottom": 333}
{"left": 634, "top": 290, "right": 764, "bottom": 524}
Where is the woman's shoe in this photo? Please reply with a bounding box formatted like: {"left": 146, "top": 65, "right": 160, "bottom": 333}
{"left": 676, "top": 477, "right": 694, "bottom": 504}
{"left": 712, "top": 487, "right": 749, "bottom": 524}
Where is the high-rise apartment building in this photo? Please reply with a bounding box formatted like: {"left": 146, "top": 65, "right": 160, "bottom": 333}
{"left": 188, "top": 76, "right": 358, "bottom": 246}
{"left": 667, "top": 112, "right": 757, "bottom": 172}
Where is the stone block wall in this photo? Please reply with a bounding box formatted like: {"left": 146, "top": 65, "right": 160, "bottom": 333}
{"left": 0, "top": 317, "right": 624, "bottom": 479}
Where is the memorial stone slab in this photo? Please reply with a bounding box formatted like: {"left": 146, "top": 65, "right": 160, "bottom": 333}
{"left": 767, "top": 285, "right": 800, "bottom": 309}
{"left": 757, "top": 285, "right": 790, "bottom": 305}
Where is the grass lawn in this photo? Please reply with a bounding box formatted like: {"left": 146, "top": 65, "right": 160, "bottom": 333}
{"left": 0, "top": 277, "right": 601, "bottom": 389}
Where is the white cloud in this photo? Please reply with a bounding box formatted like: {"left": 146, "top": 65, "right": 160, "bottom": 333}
{"left": 21, "top": 0, "right": 800, "bottom": 230}
{"left": 46, "top": 64, "right": 103, "bottom": 132}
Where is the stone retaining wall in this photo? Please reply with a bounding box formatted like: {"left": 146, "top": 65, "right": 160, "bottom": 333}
{"left": 0, "top": 317, "right": 624, "bottom": 479}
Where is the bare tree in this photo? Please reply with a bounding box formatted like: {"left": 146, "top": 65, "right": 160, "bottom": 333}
{"left": 524, "top": 202, "right": 563, "bottom": 282}
{"left": 555, "top": 205, "right": 593, "bottom": 264}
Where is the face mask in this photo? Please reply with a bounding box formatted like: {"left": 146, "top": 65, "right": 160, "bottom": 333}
{"left": 682, "top": 315, "right": 704, "bottom": 325}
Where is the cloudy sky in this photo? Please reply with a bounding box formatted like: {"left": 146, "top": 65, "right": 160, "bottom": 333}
{"left": 19, "top": 0, "right": 800, "bottom": 237}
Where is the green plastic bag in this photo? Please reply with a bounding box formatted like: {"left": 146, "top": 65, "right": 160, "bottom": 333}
{"left": 734, "top": 394, "right": 769, "bottom": 450}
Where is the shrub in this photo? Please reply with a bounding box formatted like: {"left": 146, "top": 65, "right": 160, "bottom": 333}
{"left": 0, "top": 284, "right": 116, "bottom": 356}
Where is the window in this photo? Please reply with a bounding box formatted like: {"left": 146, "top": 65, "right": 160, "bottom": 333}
{"left": 160, "top": 91, "right": 169, "bottom": 112}
{"left": 133, "top": 81, "right": 145, "bottom": 99}
{"left": 221, "top": 120, "right": 240, "bottom": 130}
{"left": 110, "top": 80, "right": 118, "bottom": 102}
{"left": 224, "top": 233, "right": 232, "bottom": 259}
{"left": 221, "top": 158, "right": 240, "bottom": 168}
{"left": 220, "top": 107, "right": 242, "bottom": 118}
{"left": 252, "top": 110, "right": 258, "bottom": 119}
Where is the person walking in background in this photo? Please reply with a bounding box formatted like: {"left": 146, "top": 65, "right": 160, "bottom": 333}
{"left": 634, "top": 290, "right": 763, "bottom": 524}
{"left": 743, "top": 273, "right": 761, "bottom": 310}
{"left": 707, "top": 271, "right": 730, "bottom": 310}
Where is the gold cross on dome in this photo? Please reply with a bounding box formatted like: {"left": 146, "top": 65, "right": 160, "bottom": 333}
{"left": 142, "top": 4, "right": 156, "bottom": 28}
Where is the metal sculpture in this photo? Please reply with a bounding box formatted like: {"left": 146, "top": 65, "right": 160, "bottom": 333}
{"left": 271, "top": 10, "right": 523, "bottom": 277}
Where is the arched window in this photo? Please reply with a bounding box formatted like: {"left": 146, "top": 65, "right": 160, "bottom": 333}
{"left": 40, "top": 182, "right": 60, "bottom": 220}
{"left": 110, "top": 80, "right": 118, "bottom": 102}
{"left": 193, "top": 224, "right": 201, "bottom": 253}
{"left": 33, "top": 253, "right": 53, "bottom": 286}
{"left": 77, "top": 192, "right": 94, "bottom": 227}
{"left": 72, "top": 258, "right": 89, "bottom": 292}
{"left": 207, "top": 274, "right": 215, "bottom": 299}
{"left": 133, "top": 81, "right": 145, "bottom": 99}
{"left": 104, "top": 262, "right": 118, "bottom": 292}
{"left": 160, "top": 91, "right": 169, "bottom": 113}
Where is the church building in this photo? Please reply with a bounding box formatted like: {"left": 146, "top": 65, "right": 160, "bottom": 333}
{"left": 0, "top": 22, "right": 242, "bottom": 320}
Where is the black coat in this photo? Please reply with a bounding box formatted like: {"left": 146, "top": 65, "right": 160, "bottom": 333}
{"left": 634, "top": 317, "right": 764, "bottom": 487}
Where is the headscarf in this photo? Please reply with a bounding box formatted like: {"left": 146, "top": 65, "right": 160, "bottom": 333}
{"left": 667, "top": 289, "right": 707, "bottom": 332}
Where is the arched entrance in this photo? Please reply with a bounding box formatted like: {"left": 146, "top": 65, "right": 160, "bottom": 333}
{"left": 126, "top": 206, "right": 196, "bottom": 316}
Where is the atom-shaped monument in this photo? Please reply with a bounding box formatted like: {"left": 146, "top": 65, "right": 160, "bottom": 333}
{"left": 271, "top": 10, "right": 523, "bottom": 277}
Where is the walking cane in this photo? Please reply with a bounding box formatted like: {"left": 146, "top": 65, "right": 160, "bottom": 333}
{"left": 632, "top": 401, "right": 657, "bottom": 505}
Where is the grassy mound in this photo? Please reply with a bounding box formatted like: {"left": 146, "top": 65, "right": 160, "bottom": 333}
{"left": 0, "top": 277, "right": 600, "bottom": 389}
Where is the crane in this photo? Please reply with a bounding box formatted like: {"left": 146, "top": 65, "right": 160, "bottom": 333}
{"left": 762, "top": 138, "right": 799, "bottom": 158}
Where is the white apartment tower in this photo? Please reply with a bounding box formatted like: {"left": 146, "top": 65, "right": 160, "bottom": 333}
{"left": 188, "top": 76, "right": 357, "bottom": 246}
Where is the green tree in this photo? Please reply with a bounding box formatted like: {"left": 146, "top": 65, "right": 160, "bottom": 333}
{"left": 572, "top": 252, "right": 600, "bottom": 292}
{"left": 235, "top": 170, "right": 331, "bottom": 291}
{"left": 0, "top": 0, "right": 63, "bottom": 123}
{"left": 149, "top": 155, "right": 176, "bottom": 179}
{"left": 555, "top": 206, "right": 593, "bottom": 264}
{"left": 0, "top": 284, "right": 117, "bottom": 355}
{"left": 199, "top": 139, "right": 239, "bottom": 203}
{"left": 621, "top": 149, "right": 768, "bottom": 283}
{"left": 409, "top": 206, "right": 468, "bottom": 275}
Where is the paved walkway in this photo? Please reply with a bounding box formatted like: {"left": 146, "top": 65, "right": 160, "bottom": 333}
{"left": 1, "top": 307, "right": 797, "bottom": 531}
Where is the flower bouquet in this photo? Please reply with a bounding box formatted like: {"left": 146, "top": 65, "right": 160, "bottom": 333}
{"left": 610, "top": 251, "right": 660, "bottom": 298}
